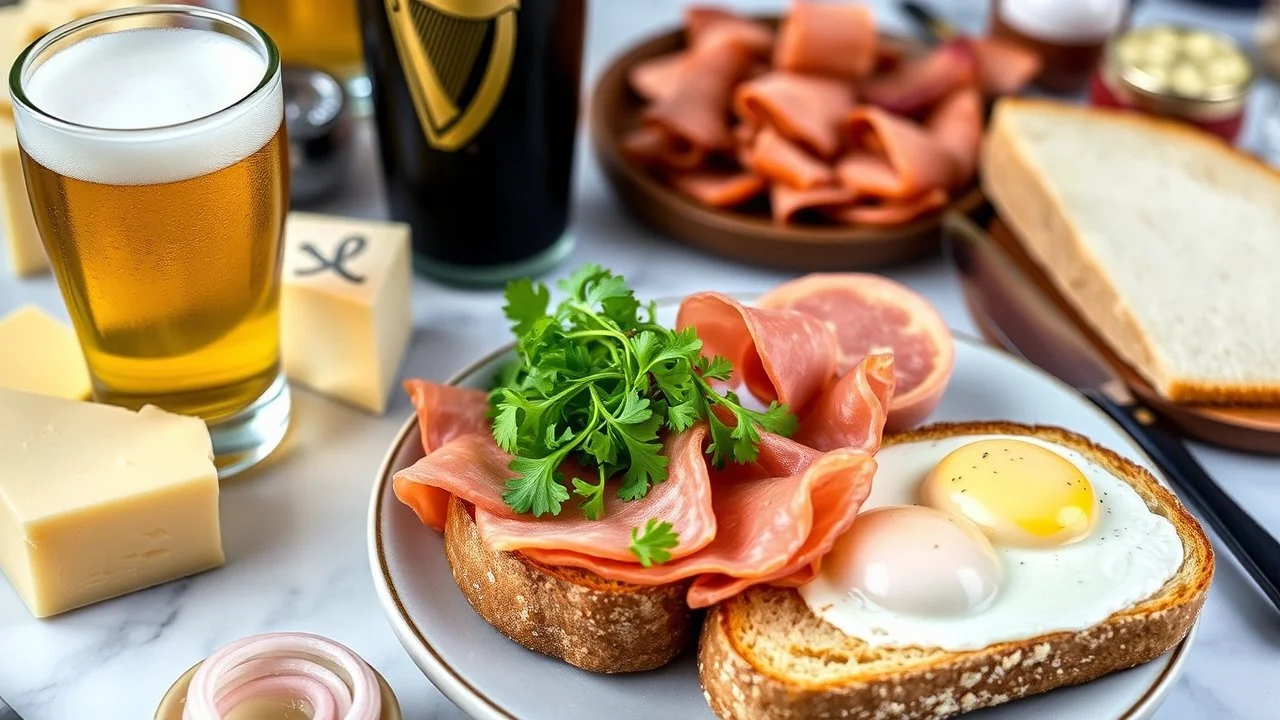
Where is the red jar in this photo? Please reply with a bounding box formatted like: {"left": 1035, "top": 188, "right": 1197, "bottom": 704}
{"left": 1088, "top": 25, "right": 1252, "bottom": 144}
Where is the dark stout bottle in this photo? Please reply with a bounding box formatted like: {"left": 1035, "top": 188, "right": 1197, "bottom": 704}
{"left": 358, "top": 0, "right": 586, "bottom": 285}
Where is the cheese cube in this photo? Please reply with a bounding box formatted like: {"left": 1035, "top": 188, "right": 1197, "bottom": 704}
{"left": 0, "top": 305, "right": 91, "bottom": 399}
{"left": 0, "top": 116, "right": 47, "bottom": 276}
{"left": 0, "top": 389, "right": 224, "bottom": 618}
{"left": 281, "top": 212, "right": 413, "bottom": 414}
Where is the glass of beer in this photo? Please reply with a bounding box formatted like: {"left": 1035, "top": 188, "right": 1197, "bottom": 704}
{"left": 9, "top": 5, "right": 291, "bottom": 479}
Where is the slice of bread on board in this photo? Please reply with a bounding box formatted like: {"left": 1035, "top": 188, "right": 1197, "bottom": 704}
{"left": 443, "top": 496, "right": 697, "bottom": 673}
{"left": 981, "top": 98, "right": 1280, "bottom": 406}
{"left": 698, "top": 422, "right": 1213, "bottom": 720}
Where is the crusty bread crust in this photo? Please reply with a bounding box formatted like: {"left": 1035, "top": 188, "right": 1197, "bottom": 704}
{"left": 444, "top": 497, "right": 697, "bottom": 673}
{"left": 699, "top": 421, "right": 1214, "bottom": 720}
{"left": 981, "top": 98, "right": 1280, "bottom": 406}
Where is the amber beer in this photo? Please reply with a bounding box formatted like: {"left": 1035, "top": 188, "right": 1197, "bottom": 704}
{"left": 359, "top": 0, "right": 586, "bottom": 285}
{"left": 9, "top": 6, "right": 291, "bottom": 477}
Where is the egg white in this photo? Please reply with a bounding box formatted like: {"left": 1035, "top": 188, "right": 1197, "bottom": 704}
{"left": 798, "top": 434, "right": 1185, "bottom": 651}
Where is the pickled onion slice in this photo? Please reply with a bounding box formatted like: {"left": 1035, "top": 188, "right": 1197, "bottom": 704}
{"left": 183, "top": 632, "right": 381, "bottom": 720}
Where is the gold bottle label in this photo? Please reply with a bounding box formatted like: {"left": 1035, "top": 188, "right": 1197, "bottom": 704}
{"left": 383, "top": 0, "right": 519, "bottom": 151}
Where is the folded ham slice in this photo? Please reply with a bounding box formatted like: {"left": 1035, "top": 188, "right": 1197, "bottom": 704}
{"left": 827, "top": 188, "right": 949, "bottom": 227}
{"left": 620, "top": 125, "right": 705, "bottom": 171}
{"left": 523, "top": 442, "right": 878, "bottom": 608}
{"left": 675, "top": 291, "right": 837, "bottom": 410}
{"left": 394, "top": 381, "right": 492, "bottom": 531}
{"left": 860, "top": 40, "right": 978, "bottom": 117}
{"left": 745, "top": 126, "right": 834, "bottom": 189}
{"left": 969, "top": 37, "right": 1041, "bottom": 96}
{"left": 774, "top": 0, "right": 876, "bottom": 81}
{"left": 734, "top": 71, "right": 856, "bottom": 159}
{"left": 926, "top": 87, "right": 984, "bottom": 186}
{"left": 644, "top": 33, "right": 755, "bottom": 152}
{"left": 628, "top": 52, "right": 688, "bottom": 103}
{"left": 840, "top": 106, "right": 958, "bottom": 197}
{"left": 770, "top": 183, "right": 859, "bottom": 224}
{"left": 671, "top": 170, "right": 768, "bottom": 208}
{"left": 794, "top": 353, "right": 895, "bottom": 452}
{"left": 686, "top": 6, "right": 775, "bottom": 56}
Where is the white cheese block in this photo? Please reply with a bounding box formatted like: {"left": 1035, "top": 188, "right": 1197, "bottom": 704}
{"left": 0, "top": 389, "right": 224, "bottom": 618}
{"left": 281, "top": 211, "right": 413, "bottom": 415}
{"left": 0, "top": 115, "right": 47, "bottom": 277}
{"left": 0, "top": 305, "right": 91, "bottom": 399}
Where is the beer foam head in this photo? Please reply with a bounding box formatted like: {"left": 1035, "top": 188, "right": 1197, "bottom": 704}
{"left": 12, "top": 27, "right": 283, "bottom": 185}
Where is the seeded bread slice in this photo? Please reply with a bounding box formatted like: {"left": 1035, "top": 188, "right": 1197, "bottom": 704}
{"left": 698, "top": 422, "right": 1214, "bottom": 720}
{"left": 444, "top": 496, "right": 697, "bottom": 673}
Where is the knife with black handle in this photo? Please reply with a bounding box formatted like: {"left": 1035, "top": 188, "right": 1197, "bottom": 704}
{"left": 944, "top": 210, "right": 1280, "bottom": 613}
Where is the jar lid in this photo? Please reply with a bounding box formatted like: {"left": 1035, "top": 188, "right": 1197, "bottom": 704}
{"left": 1106, "top": 24, "right": 1252, "bottom": 116}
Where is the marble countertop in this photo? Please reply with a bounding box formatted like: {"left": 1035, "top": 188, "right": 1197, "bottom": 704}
{"left": 2, "top": 0, "right": 1278, "bottom": 718}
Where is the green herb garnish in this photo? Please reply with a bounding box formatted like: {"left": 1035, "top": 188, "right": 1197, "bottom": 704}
{"left": 489, "top": 265, "right": 798, "bottom": 563}
{"left": 630, "top": 519, "right": 680, "bottom": 568}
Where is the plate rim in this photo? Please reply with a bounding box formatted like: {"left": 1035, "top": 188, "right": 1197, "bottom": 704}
{"left": 367, "top": 332, "right": 1200, "bottom": 720}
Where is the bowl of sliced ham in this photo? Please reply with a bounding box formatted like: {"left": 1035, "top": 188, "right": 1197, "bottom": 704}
{"left": 590, "top": 2, "right": 1040, "bottom": 271}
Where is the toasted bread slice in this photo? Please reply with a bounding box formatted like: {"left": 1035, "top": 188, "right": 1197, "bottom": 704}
{"left": 699, "top": 421, "right": 1214, "bottom": 720}
{"left": 981, "top": 98, "right": 1280, "bottom": 406}
{"left": 443, "top": 496, "right": 696, "bottom": 673}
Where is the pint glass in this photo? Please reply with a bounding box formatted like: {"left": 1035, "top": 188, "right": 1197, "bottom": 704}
{"left": 9, "top": 5, "right": 291, "bottom": 478}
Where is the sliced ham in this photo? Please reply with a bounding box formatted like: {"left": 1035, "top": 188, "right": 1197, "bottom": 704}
{"left": 770, "top": 183, "right": 859, "bottom": 224}
{"left": 394, "top": 381, "right": 492, "bottom": 531}
{"left": 523, "top": 445, "right": 878, "bottom": 608}
{"left": 774, "top": 0, "right": 877, "bottom": 81}
{"left": 746, "top": 126, "right": 834, "bottom": 190}
{"left": 926, "top": 87, "right": 983, "bottom": 186}
{"left": 840, "top": 106, "right": 957, "bottom": 197}
{"left": 859, "top": 40, "right": 978, "bottom": 117}
{"left": 475, "top": 425, "right": 718, "bottom": 562}
{"left": 628, "top": 52, "right": 687, "bottom": 103}
{"left": 671, "top": 170, "right": 768, "bottom": 208}
{"left": 828, "top": 188, "right": 949, "bottom": 226}
{"left": 395, "top": 433, "right": 519, "bottom": 532}
{"left": 620, "top": 125, "right": 705, "bottom": 171}
{"left": 969, "top": 37, "right": 1041, "bottom": 96}
{"left": 675, "top": 291, "right": 837, "bottom": 411}
{"left": 686, "top": 6, "right": 775, "bottom": 55}
{"left": 644, "top": 34, "right": 755, "bottom": 152}
{"left": 794, "top": 353, "right": 895, "bottom": 452}
{"left": 734, "top": 71, "right": 856, "bottom": 159}
{"left": 686, "top": 449, "right": 876, "bottom": 607}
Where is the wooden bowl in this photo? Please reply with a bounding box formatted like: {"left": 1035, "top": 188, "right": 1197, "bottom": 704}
{"left": 589, "top": 21, "right": 986, "bottom": 271}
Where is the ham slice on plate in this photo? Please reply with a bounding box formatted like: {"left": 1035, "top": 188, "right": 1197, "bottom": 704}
{"left": 686, "top": 6, "right": 775, "bottom": 56}
{"left": 746, "top": 126, "right": 834, "bottom": 190}
{"left": 827, "top": 187, "right": 949, "bottom": 227}
{"left": 628, "top": 52, "right": 687, "bottom": 103}
{"left": 644, "top": 33, "right": 755, "bottom": 152}
{"left": 840, "top": 106, "right": 958, "bottom": 197}
{"left": 395, "top": 381, "right": 492, "bottom": 531}
{"left": 620, "top": 125, "right": 706, "bottom": 171}
{"left": 476, "top": 425, "right": 718, "bottom": 562}
{"left": 969, "top": 37, "right": 1041, "bottom": 96}
{"left": 734, "top": 71, "right": 856, "bottom": 159}
{"left": 774, "top": 0, "right": 877, "bottom": 81}
{"left": 523, "top": 443, "right": 878, "bottom": 609}
{"left": 671, "top": 170, "right": 768, "bottom": 208}
{"left": 926, "top": 88, "right": 984, "bottom": 186}
{"left": 675, "top": 291, "right": 837, "bottom": 410}
{"left": 859, "top": 40, "right": 978, "bottom": 117}
{"left": 770, "top": 183, "right": 860, "bottom": 224}
{"left": 794, "top": 353, "right": 895, "bottom": 452}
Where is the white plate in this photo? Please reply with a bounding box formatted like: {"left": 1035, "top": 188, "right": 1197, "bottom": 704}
{"left": 368, "top": 316, "right": 1199, "bottom": 720}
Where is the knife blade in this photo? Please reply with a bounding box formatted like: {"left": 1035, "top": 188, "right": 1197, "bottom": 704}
{"left": 943, "top": 210, "right": 1280, "bottom": 613}
{"left": 0, "top": 696, "right": 23, "bottom": 720}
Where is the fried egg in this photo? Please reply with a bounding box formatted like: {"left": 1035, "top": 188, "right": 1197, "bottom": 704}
{"left": 798, "top": 434, "right": 1184, "bottom": 651}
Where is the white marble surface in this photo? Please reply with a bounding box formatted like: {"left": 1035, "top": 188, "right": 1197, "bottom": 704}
{"left": 2, "top": 0, "right": 1279, "bottom": 718}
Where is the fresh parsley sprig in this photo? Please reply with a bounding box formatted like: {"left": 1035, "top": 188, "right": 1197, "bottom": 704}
{"left": 489, "top": 265, "right": 798, "bottom": 563}
{"left": 630, "top": 519, "right": 680, "bottom": 568}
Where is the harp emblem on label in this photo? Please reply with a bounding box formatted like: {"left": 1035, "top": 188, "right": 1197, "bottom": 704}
{"left": 384, "top": 0, "right": 519, "bottom": 150}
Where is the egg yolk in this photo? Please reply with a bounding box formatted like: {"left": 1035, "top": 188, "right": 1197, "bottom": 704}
{"left": 825, "top": 505, "right": 1003, "bottom": 617}
{"left": 920, "top": 439, "right": 1098, "bottom": 548}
